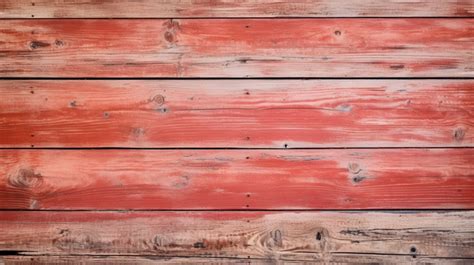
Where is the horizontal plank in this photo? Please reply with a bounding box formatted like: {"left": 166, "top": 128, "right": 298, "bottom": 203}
{"left": 0, "top": 19, "right": 472, "bottom": 77}
{"left": 1, "top": 255, "right": 473, "bottom": 264}
{"left": 0, "top": 211, "right": 472, "bottom": 259}
{"left": 1, "top": 80, "right": 472, "bottom": 148}
{"left": 1, "top": 149, "right": 473, "bottom": 210}
{"left": 1, "top": 0, "right": 473, "bottom": 18}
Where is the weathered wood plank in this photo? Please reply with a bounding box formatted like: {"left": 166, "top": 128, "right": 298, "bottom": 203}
{"left": 1, "top": 255, "right": 473, "bottom": 264}
{"left": 1, "top": 149, "right": 473, "bottom": 210}
{"left": 1, "top": 80, "right": 472, "bottom": 148}
{"left": 0, "top": 0, "right": 473, "bottom": 18}
{"left": 0, "top": 211, "right": 472, "bottom": 259}
{"left": 0, "top": 19, "right": 472, "bottom": 77}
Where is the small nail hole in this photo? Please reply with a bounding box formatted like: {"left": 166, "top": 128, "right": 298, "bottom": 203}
{"left": 334, "top": 30, "right": 341, "bottom": 36}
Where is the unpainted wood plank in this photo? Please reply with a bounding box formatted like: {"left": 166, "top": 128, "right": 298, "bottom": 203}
{"left": 1, "top": 80, "right": 472, "bottom": 148}
{"left": 0, "top": 0, "right": 472, "bottom": 18}
{"left": 1, "top": 149, "right": 473, "bottom": 210}
{"left": 1, "top": 255, "right": 473, "bottom": 264}
{"left": 0, "top": 211, "right": 472, "bottom": 259}
{"left": 0, "top": 19, "right": 472, "bottom": 77}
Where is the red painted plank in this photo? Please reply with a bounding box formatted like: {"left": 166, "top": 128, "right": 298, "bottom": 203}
{"left": 1, "top": 0, "right": 473, "bottom": 18}
{"left": 1, "top": 149, "right": 473, "bottom": 210}
{"left": 1, "top": 80, "right": 472, "bottom": 148}
{"left": 0, "top": 19, "right": 472, "bottom": 77}
{"left": 0, "top": 211, "right": 472, "bottom": 258}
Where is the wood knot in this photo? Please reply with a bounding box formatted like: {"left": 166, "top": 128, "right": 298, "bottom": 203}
{"left": 29, "top": 40, "right": 50, "bottom": 49}
{"left": 153, "top": 235, "right": 165, "bottom": 247}
{"left": 352, "top": 175, "right": 366, "bottom": 183}
{"left": 334, "top": 30, "right": 341, "bottom": 36}
{"left": 314, "top": 228, "right": 329, "bottom": 249}
{"left": 316, "top": 231, "right": 322, "bottom": 240}
{"left": 348, "top": 162, "right": 361, "bottom": 174}
{"left": 454, "top": 128, "right": 465, "bottom": 142}
{"left": 172, "top": 175, "right": 190, "bottom": 189}
{"left": 54, "top": 39, "right": 65, "bottom": 47}
{"left": 193, "top": 241, "right": 206, "bottom": 249}
{"left": 53, "top": 231, "right": 102, "bottom": 251}
{"left": 163, "top": 19, "right": 179, "bottom": 45}
{"left": 270, "top": 229, "right": 283, "bottom": 247}
{"left": 336, "top": 104, "right": 352, "bottom": 112}
{"left": 151, "top": 94, "right": 165, "bottom": 106}
{"left": 164, "top": 19, "right": 180, "bottom": 30}
{"left": 164, "top": 31, "right": 174, "bottom": 42}
{"left": 8, "top": 167, "right": 43, "bottom": 188}
{"left": 410, "top": 246, "right": 417, "bottom": 258}
{"left": 131, "top": 127, "right": 145, "bottom": 138}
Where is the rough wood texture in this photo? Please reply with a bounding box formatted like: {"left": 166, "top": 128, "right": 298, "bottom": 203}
{"left": 1, "top": 80, "right": 472, "bottom": 148}
{"left": 0, "top": 211, "right": 473, "bottom": 259}
{"left": 1, "top": 255, "right": 473, "bottom": 264}
{"left": 1, "top": 149, "right": 473, "bottom": 210}
{"left": 0, "top": 19, "right": 472, "bottom": 77}
{"left": 0, "top": 0, "right": 473, "bottom": 18}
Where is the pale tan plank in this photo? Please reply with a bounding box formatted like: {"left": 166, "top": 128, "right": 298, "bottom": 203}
{"left": 0, "top": 211, "right": 473, "bottom": 259}
{"left": 0, "top": 0, "right": 472, "bottom": 18}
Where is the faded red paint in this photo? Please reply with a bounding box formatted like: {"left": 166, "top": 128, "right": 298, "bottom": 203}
{"left": 1, "top": 80, "right": 472, "bottom": 148}
{"left": 1, "top": 149, "right": 473, "bottom": 210}
{"left": 0, "top": 19, "right": 472, "bottom": 77}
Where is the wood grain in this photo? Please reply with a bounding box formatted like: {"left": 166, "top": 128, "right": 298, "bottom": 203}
{"left": 0, "top": 211, "right": 472, "bottom": 259}
{"left": 0, "top": 19, "right": 472, "bottom": 77}
{"left": 1, "top": 0, "right": 472, "bottom": 18}
{"left": 1, "top": 80, "right": 472, "bottom": 148}
{"left": 1, "top": 255, "right": 473, "bottom": 264}
{"left": 1, "top": 149, "right": 473, "bottom": 210}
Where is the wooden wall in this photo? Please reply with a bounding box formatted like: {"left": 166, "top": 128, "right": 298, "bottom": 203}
{"left": 0, "top": 1, "right": 473, "bottom": 264}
